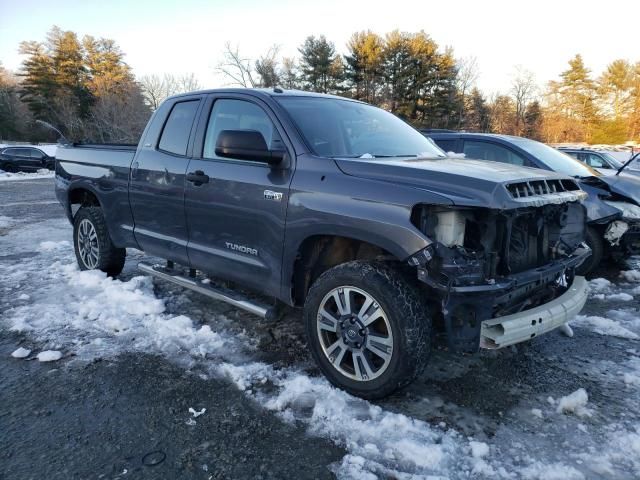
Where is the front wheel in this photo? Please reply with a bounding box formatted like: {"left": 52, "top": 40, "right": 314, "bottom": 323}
{"left": 304, "top": 261, "right": 431, "bottom": 399}
{"left": 73, "top": 206, "right": 126, "bottom": 276}
{"left": 576, "top": 226, "right": 603, "bottom": 276}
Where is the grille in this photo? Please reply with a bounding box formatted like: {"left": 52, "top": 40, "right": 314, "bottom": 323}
{"left": 506, "top": 179, "right": 579, "bottom": 199}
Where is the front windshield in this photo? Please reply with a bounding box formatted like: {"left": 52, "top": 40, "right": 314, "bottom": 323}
{"left": 512, "top": 138, "right": 598, "bottom": 177}
{"left": 276, "top": 96, "right": 446, "bottom": 159}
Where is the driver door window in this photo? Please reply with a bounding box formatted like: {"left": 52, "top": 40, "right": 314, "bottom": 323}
{"left": 203, "top": 99, "right": 281, "bottom": 160}
{"left": 585, "top": 153, "right": 608, "bottom": 168}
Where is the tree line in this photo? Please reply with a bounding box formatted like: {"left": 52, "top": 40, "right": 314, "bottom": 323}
{"left": 1, "top": 26, "right": 639, "bottom": 145}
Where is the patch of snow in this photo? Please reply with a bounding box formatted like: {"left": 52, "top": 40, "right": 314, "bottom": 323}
{"left": 39, "top": 240, "right": 70, "bottom": 251}
{"left": 0, "top": 169, "right": 54, "bottom": 182}
{"left": 469, "top": 440, "right": 489, "bottom": 458}
{"left": 531, "top": 408, "right": 543, "bottom": 419}
{"left": 588, "top": 277, "right": 611, "bottom": 293}
{"left": 572, "top": 315, "right": 639, "bottom": 339}
{"left": 521, "top": 462, "right": 585, "bottom": 480}
{"left": 37, "top": 350, "right": 63, "bottom": 362}
{"left": 189, "top": 407, "right": 206, "bottom": 418}
{"left": 11, "top": 347, "right": 31, "bottom": 358}
{"left": 591, "top": 292, "right": 634, "bottom": 301}
{"left": 620, "top": 270, "right": 640, "bottom": 282}
{"left": 556, "top": 388, "right": 592, "bottom": 417}
{"left": 18, "top": 293, "right": 30, "bottom": 301}
{"left": 0, "top": 215, "right": 13, "bottom": 229}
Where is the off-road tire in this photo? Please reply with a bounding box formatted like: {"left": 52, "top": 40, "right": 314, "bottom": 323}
{"left": 304, "top": 261, "right": 431, "bottom": 399}
{"left": 73, "top": 206, "right": 126, "bottom": 276}
{"left": 576, "top": 226, "right": 603, "bottom": 276}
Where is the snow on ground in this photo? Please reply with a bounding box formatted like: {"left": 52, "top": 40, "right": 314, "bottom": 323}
{"left": 0, "top": 169, "right": 55, "bottom": 182}
{"left": 572, "top": 315, "right": 639, "bottom": 339}
{"left": 0, "top": 215, "right": 13, "bottom": 229}
{"left": 11, "top": 347, "right": 31, "bottom": 358}
{"left": 555, "top": 388, "right": 592, "bottom": 417}
{"left": 36, "top": 350, "right": 63, "bottom": 362}
{"left": 2, "top": 214, "right": 640, "bottom": 478}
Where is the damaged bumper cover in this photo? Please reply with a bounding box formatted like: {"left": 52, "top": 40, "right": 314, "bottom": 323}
{"left": 479, "top": 276, "right": 587, "bottom": 349}
{"left": 409, "top": 245, "right": 591, "bottom": 352}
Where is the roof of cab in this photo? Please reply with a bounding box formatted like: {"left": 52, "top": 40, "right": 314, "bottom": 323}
{"left": 167, "top": 88, "right": 361, "bottom": 103}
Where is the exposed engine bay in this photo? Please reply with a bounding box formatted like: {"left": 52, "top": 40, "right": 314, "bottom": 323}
{"left": 409, "top": 201, "right": 589, "bottom": 352}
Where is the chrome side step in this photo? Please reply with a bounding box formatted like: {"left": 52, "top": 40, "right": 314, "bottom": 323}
{"left": 138, "top": 262, "right": 278, "bottom": 321}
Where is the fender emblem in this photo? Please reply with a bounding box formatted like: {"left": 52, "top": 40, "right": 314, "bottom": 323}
{"left": 225, "top": 242, "right": 258, "bottom": 256}
{"left": 264, "top": 190, "right": 283, "bottom": 201}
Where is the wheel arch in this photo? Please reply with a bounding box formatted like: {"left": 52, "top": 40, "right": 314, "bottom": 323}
{"left": 289, "top": 234, "right": 404, "bottom": 306}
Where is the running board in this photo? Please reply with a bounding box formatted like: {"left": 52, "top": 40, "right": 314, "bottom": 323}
{"left": 138, "top": 262, "right": 278, "bottom": 321}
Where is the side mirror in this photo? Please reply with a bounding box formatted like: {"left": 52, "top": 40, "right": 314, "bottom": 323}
{"left": 215, "top": 130, "right": 285, "bottom": 166}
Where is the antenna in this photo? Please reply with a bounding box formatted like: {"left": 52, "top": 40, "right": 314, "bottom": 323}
{"left": 35, "top": 120, "right": 70, "bottom": 145}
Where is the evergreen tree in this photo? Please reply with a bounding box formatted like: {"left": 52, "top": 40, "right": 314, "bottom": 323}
{"left": 381, "top": 30, "right": 413, "bottom": 113}
{"left": 344, "top": 31, "right": 384, "bottom": 103}
{"left": 298, "top": 35, "right": 342, "bottom": 93}
{"left": 462, "top": 88, "right": 491, "bottom": 132}
{"left": 547, "top": 54, "right": 599, "bottom": 141}
{"left": 523, "top": 100, "right": 543, "bottom": 140}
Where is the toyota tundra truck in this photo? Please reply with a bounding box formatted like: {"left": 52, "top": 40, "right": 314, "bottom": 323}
{"left": 55, "top": 89, "right": 590, "bottom": 399}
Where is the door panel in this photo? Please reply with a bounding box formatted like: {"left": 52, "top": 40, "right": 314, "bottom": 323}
{"left": 129, "top": 98, "right": 201, "bottom": 263}
{"left": 184, "top": 96, "right": 293, "bottom": 297}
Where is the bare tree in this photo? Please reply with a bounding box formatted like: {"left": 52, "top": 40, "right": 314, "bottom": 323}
{"left": 87, "top": 83, "right": 151, "bottom": 143}
{"left": 139, "top": 73, "right": 202, "bottom": 110}
{"left": 217, "top": 43, "right": 284, "bottom": 88}
{"left": 511, "top": 66, "right": 538, "bottom": 135}
{"left": 456, "top": 56, "right": 480, "bottom": 128}
{"left": 217, "top": 42, "right": 258, "bottom": 88}
{"left": 177, "top": 73, "right": 202, "bottom": 93}
{"left": 255, "top": 46, "right": 281, "bottom": 88}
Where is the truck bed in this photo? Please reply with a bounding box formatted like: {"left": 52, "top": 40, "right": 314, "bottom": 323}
{"left": 56, "top": 143, "right": 137, "bottom": 169}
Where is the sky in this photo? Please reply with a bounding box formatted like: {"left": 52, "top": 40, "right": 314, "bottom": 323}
{"left": 1, "top": 0, "right": 639, "bottom": 94}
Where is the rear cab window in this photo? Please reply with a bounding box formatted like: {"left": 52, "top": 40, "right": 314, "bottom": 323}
{"left": 158, "top": 100, "right": 200, "bottom": 156}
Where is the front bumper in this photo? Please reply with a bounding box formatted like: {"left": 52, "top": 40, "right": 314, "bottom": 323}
{"left": 479, "top": 276, "right": 588, "bottom": 349}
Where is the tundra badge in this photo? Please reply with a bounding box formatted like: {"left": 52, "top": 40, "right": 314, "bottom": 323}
{"left": 225, "top": 242, "right": 258, "bottom": 256}
{"left": 264, "top": 190, "right": 283, "bottom": 201}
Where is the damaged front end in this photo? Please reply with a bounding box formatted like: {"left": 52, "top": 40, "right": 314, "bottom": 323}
{"left": 600, "top": 200, "right": 640, "bottom": 253}
{"left": 408, "top": 188, "right": 590, "bottom": 352}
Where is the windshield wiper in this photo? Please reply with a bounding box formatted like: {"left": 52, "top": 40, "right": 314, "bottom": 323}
{"left": 616, "top": 152, "right": 639, "bottom": 176}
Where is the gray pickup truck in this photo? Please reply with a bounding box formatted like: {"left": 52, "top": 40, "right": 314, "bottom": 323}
{"left": 55, "top": 89, "right": 590, "bottom": 398}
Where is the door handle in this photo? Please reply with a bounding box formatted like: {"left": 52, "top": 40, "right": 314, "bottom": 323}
{"left": 131, "top": 161, "right": 139, "bottom": 179}
{"left": 186, "top": 170, "right": 210, "bottom": 185}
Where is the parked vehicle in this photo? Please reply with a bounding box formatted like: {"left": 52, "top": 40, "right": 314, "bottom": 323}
{"left": 558, "top": 147, "right": 640, "bottom": 177}
{"left": 55, "top": 89, "right": 589, "bottom": 398}
{"left": 0, "top": 146, "right": 56, "bottom": 172}
{"left": 424, "top": 132, "right": 640, "bottom": 274}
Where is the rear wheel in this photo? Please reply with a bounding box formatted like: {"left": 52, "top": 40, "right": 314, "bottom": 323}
{"left": 304, "top": 261, "right": 431, "bottom": 399}
{"left": 73, "top": 206, "right": 126, "bottom": 276}
{"left": 2, "top": 163, "right": 15, "bottom": 173}
{"left": 576, "top": 226, "right": 603, "bottom": 276}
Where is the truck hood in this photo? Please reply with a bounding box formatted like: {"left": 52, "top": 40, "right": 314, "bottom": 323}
{"left": 335, "top": 157, "right": 585, "bottom": 209}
